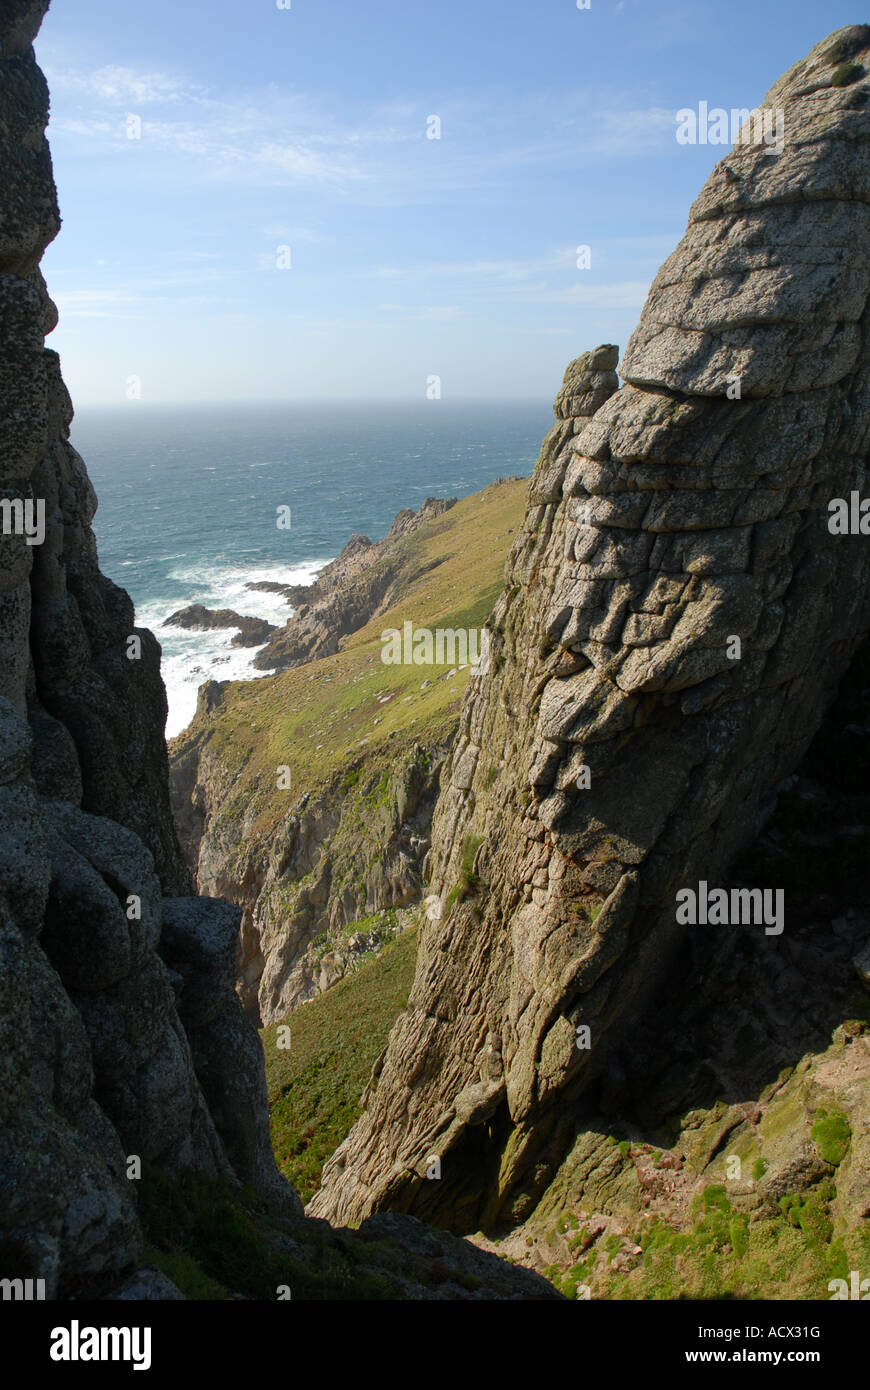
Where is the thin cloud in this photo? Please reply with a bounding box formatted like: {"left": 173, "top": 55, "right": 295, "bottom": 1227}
{"left": 367, "top": 250, "right": 576, "bottom": 282}
{"left": 52, "top": 288, "right": 137, "bottom": 318}
{"left": 47, "top": 63, "right": 194, "bottom": 105}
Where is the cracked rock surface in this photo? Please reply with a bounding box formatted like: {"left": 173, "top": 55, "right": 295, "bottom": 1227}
{"left": 312, "top": 29, "right": 870, "bottom": 1230}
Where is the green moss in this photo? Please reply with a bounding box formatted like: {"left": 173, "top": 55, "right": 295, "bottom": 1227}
{"left": 752, "top": 1157, "right": 768, "bottom": 1181}
{"left": 810, "top": 1109, "right": 851, "bottom": 1166}
{"left": 595, "top": 1188, "right": 839, "bottom": 1302}
{"left": 832, "top": 62, "right": 864, "bottom": 87}
{"left": 702, "top": 1184, "right": 731, "bottom": 1214}
{"left": 826, "top": 27, "right": 870, "bottom": 65}
{"left": 729, "top": 1215, "right": 749, "bottom": 1258}
{"left": 779, "top": 1192, "right": 834, "bottom": 1250}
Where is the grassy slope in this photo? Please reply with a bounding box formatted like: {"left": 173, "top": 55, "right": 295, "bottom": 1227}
{"left": 496, "top": 1021, "right": 870, "bottom": 1301}
{"left": 168, "top": 478, "right": 525, "bottom": 1198}
{"left": 261, "top": 927, "right": 419, "bottom": 1202}
{"left": 171, "top": 478, "right": 526, "bottom": 854}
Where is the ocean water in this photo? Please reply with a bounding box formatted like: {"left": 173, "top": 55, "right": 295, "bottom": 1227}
{"left": 70, "top": 401, "right": 551, "bottom": 736}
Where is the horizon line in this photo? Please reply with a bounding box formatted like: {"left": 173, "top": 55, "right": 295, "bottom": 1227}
{"left": 70, "top": 394, "right": 559, "bottom": 409}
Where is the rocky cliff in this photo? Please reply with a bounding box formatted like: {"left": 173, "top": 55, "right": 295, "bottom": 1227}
{"left": 311, "top": 27, "right": 870, "bottom": 1230}
{"left": 0, "top": 1, "right": 559, "bottom": 1301}
{"left": 0, "top": 0, "right": 304, "bottom": 1298}
{"left": 169, "top": 480, "right": 526, "bottom": 1024}
{"left": 252, "top": 496, "right": 458, "bottom": 672}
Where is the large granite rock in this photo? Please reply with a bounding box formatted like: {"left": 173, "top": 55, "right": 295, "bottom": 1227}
{"left": 1, "top": 0, "right": 557, "bottom": 1302}
{"left": 311, "top": 27, "right": 870, "bottom": 1229}
{"left": 0, "top": 0, "right": 299, "bottom": 1298}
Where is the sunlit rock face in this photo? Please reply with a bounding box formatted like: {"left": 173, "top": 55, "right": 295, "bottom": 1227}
{"left": 311, "top": 27, "right": 870, "bottom": 1231}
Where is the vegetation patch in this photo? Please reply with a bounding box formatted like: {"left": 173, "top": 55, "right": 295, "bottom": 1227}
{"left": 832, "top": 62, "right": 864, "bottom": 87}
{"left": 826, "top": 27, "right": 870, "bottom": 65}
{"left": 447, "top": 834, "right": 484, "bottom": 909}
{"left": 810, "top": 1108, "right": 851, "bottom": 1166}
{"left": 262, "top": 928, "right": 418, "bottom": 1202}
{"left": 140, "top": 1169, "right": 416, "bottom": 1300}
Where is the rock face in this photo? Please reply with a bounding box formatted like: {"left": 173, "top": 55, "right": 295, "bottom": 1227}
{"left": 169, "top": 479, "right": 527, "bottom": 1028}
{"left": 252, "top": 497, "right": 457, "bottom": 671}
{"left": 312, "top": 29, "right": 870, "bottom": 1229}
{"left": 163, "top": 604, "right": 276, "bottom": 648}
{"left": 172, "top": 721, "right": 453, "bottom": 1024}
{"left": 0, "top": 0, "right": 299, "bottom": 1297}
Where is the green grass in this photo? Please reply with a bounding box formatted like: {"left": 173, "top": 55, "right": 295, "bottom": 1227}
{"left": 810, "top": 1109, "right": 851, "bottom": 1166}
{"left": 261, "top": 927, "right": 419, "bottom": 1202}
{"left": 169, "top": 479, "right": 527, "bottom": 846}
{"left": 594, "top": 1182, "right": 844, "bottom": 1301}
{"left": 139, "top": 1168, "right": 411, "bottom": 1300}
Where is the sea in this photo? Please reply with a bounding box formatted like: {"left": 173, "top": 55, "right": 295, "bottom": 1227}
{"left": 70, "top": 401, "right": 552, "bottom": 737}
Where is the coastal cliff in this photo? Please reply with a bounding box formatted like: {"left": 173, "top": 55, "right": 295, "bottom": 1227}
{"left": 5, "top": 5, "right": 870, "bottom": 1303}
{"left": 0, "top": 1, "right": 557, "bottom": 1300}
{"left": 169, "top": 479, "right": 526, "bottom": 1023}
{"left": 311, "top": 27, "right": 870, "bottom": 1234}
{"left": 0, "top": 0, "right": 301, "bottom": 1298}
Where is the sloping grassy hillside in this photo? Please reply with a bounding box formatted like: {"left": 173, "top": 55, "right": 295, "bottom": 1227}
{"left": 261, "top": 926, "right": 418, "bottom": 1203}
{"left": 168, "top": 477, "right": 527, "bottom": 1024}
{"left": 171, "top": 478, "right": 526, "bottom": 849}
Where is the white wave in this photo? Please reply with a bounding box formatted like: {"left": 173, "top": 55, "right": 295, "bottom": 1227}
{"left": 134, "top": 556, "right": 333, "bottom": 739}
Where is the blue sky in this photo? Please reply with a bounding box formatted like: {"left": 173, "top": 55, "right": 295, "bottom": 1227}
{"left": 36, "top": 0, "right": 861, "bottom": 404}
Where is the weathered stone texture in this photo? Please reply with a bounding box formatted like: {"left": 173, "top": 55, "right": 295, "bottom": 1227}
{"left": 312, "top": 28, "right": 870, "bottom": 1229}
{"left": 0, "top": 0, "right": 298, "bottom": 1298}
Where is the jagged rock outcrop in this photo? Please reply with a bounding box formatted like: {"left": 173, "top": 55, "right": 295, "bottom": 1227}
{"left": 472, "top": 646, "right": 870, "bottom": 1295}
{"left": 163, "top": 604, "right": 276, "bottom": 648}
{"left": 252, "top": 496, "right": 457, "bottom": 671}
{"left": 312, "top": 28, "right": 870, "bottom": 1230}
{"left": 0, "top": 0, "right": 300, "bottom": 1298}
{"left": 172, "top": 725, "right": 452, "bottom": 1024}
{"left": 0, "top": 3, "right": 604, "bottom": 1302}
